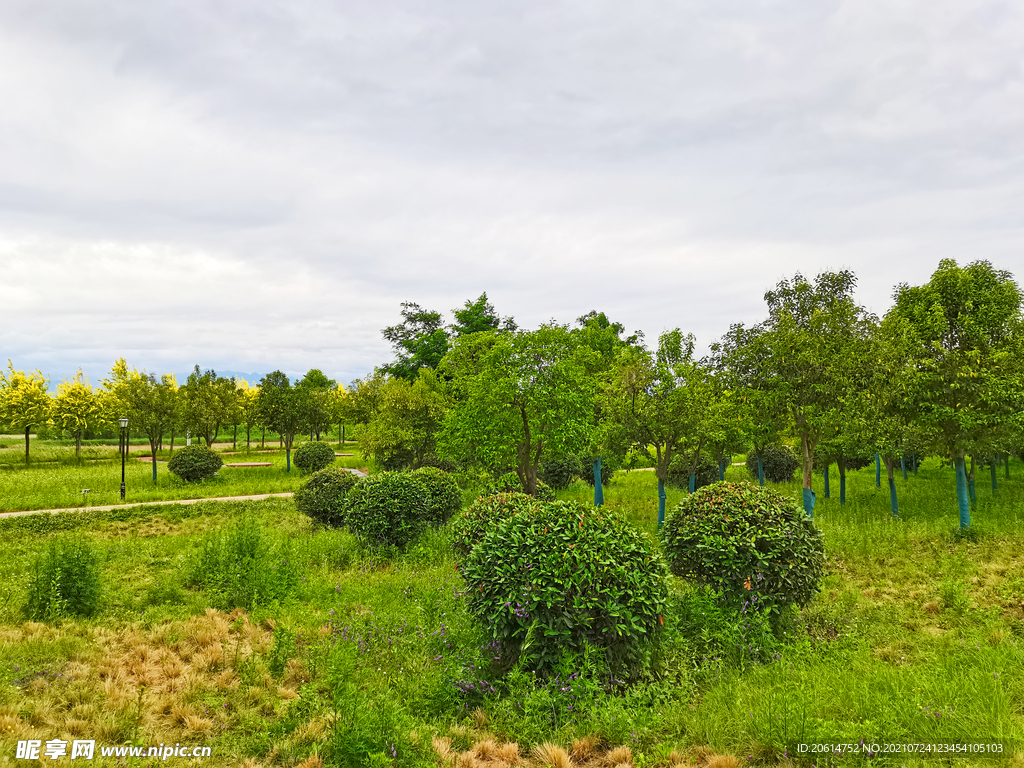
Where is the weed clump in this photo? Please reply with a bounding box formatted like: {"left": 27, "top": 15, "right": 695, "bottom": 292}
{"left": 293, "top": 441, "right": 336, "bottom": 474}
{"left": 167, "top": 444, "right": 222, "bottom": 483}
{"left": 294, "top": 467, "right": 358, "bottom": 527}
{"left": 23, "top": 537, "right": 103, "bottom": 619}
{"left": 661, "top": 482, "right": 825, "bottom": 620}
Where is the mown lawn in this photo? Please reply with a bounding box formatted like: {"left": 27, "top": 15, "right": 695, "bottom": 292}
{"left": 0, "top": 459, "right": 1021, "bottom": 767}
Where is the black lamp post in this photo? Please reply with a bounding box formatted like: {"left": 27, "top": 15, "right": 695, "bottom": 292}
{"left": 119, "top": 417, "right": 128, "bottom": 500}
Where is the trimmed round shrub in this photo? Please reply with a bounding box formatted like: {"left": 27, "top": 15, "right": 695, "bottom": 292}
{"left": 449, "top": 492, "right": 543, "bottom": 558}
{"left": 460, "top": 500, "right": 668, "bottom": 674}
{"left": 539, "top": 455, "right": 582, "bottom": 490}
{"left": 345, "top": 472, "right": 430, "bottom": 548}
{"left": 413, "top": 466, "right": 462, "bottom": 524}
{"left": 294, "top": 467, "right": 358, "bottom": 527}
{"left": 486, "top": 471, "right": 556, "bottom": 501}
{"left": 660, "top": 482, "right": 825, "bottom": 616}
{"left": 293, "top": 440, "right": 336, "bottom": 474}
{"left": 666, "top": 453, "right": 719, "bottom": 490}
{"left": 581, "top": 454, "right": 618, "bottom": 487}
{"left": 23, "top": 537, "right": 102, "bottom": 620}
{"left": 744, "top": 445, "right": 799, "bottom": 483}
{"left": 168, "top": 444, "right": 223, "bottom": 483}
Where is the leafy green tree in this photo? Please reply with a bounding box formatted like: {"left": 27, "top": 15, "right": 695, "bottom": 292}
{"left": 439, "top": 325, "right": 597, "bottom": 496}
{"left": 381, "top": 302, "right": 450, "bottom": 380}
{"left": 603, "top": 330, "right": 719, "bottom": 526}
{"left": 50, "top": 370, "right": 106, "bottom": 457}
{"left": 181, "top": 366, "right": 237, "bottom": 447}
{"left": 256, "top": 371, "right": 308, "bottom": 471}
{"left": 452, "top": 292, "right": 516, "bottom": 336}
{"left": 0, "top": 361, "right": 51, "bottom": 465}
{"left": 884, "top": 259, "right": 1024, "bottom": 528}
{"left": 360, "top": 369, "right": 447, "bottom": 469}
{"left": 102, "top": 359, "right": 178, "bottom": 482}
{"left": 236, "top": 378, "right": 260, "bottom": 450}
{"left": 297, "top": 369, "right": 336, "bottom": 441}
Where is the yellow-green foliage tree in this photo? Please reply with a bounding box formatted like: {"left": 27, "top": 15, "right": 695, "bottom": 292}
{"left": 236, "top": 378, "right": 260, "bottom": 450}
{"left": 0, "top": 361, "right": 51, "bottom": 465}
{"left": 51, "top": 370, "right": 106, "bottom": 457}
{"left": 103, "top": 359, "right": 179, "bottom": 482}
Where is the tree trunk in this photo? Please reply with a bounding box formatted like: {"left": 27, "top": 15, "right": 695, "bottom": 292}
{"left": 967, "top": 456, "right": 977, "bottom": 507}
{"left": 76, "top": 431, "right": 82, "bottom": 458}
{"left": 837, "top": 458, "right": 847, "bottom": 505}
{"left": 170, "top": 428, "right": 175, "bottom": 453}
{"left": 233, "top": 425, "right": 237, "bottom": 450}
{"left": 261, "top": 427, "right": 265, "bottom": 448}
{"left": 883, "top": 455, "right": 898, "bottom": 516}
{"left": 25, "top": 426, "right": 30, "bottom": 465}
{"left": 875, "top": 452, "right": 881, "bottom": 487}
{"left": 150, "top": 438, "right": 159, "bottom": 483}
{"left": 593, "top": 457, "right": 604, "bottom": 506}
{"left": 657, "top": 478, "right": 666, "bottom": 528}
{"left": 990, "top": 458, "right": 997, "bottom": 493}
{"left": 800, "top": 431, "right": 816, "bottom": 516}
{"left": 954, "top": 454, "right": 971, "bottom": 528}
{"left": 823, "top": 462, "right": 830, "bottom": 498}
{"left": 246, "top": 424, "right": 250, "bottom": 451}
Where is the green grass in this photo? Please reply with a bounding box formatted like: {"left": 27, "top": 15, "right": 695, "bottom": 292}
{"left": 0, "top": 458, "right": 1020, "bottom": 766}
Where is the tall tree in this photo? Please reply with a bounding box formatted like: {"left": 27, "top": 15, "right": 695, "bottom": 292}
{"left": 381, "top": 302, "right": 450, "bottom": 380}
{"left": 103, "top": 359, "right": 178, "bottom": 482}
{"left": 360, "top": 369, "right": 447, "bottom": 469}
{"left": 451, "top": 292, "right": 516, "bottom": 337}
{"left": 884, "top": 259, "right": 1024, "bottom": 528}
{"left": 256, "top": 371, "right": 308, "bottom": 471}
{"left": 51, "top": 370, "right": 106, "bottom": 457}
{"left": 181, "top": 366, "right": 237, "bottom": 446}
{"left": 0, "top": 362, "right": 51, "bottom": 465}
{"left": 296, "top": 368, "right": 336, "bottom": 441}
{"left": 236, "top": 378, "right": 260, "bottom": 451}
{"left": 439, "top": 325, "right": 597, "bottom": 496}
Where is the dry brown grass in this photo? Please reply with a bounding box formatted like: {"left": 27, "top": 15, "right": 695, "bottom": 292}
{"left": 440, "top": 738, "right": 745, "bottom": 768}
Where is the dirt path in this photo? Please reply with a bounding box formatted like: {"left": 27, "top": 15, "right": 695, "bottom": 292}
{"left": 0, "top": 492, "right": 296, "bottom": 519}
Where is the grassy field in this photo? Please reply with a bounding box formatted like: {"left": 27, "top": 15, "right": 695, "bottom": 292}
{"left": 0, "top": 459, "right": 1021, "bottom": 767}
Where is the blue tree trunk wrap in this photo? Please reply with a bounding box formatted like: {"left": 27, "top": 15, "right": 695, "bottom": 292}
{"left": 901, "top": 455, "right": 907, "bottom": 480}
{"left": 593, "top": 457, "right": 604, "bottom": 506}
{"left": 657, "top": 479, "right": 666, "bottom": 529}
{"left": 802, "top": 488, "right": 815, "bottom": 518}
{"left": 954, "top": 457, "right": 971, "bottom": 528}
{"left": 718, "top": 460, "right": 725, "bottom": 481}
{"left": 888, "top": 477, "right": 898, "bottom": 516}
{"left": 991, "top": 461, "right": 997, "bottom": 493}
{"left": 823, "top": 464, "right": 830, "bottom": 498}
{"left": 875, "top": 453, "right": 881, "bottom": 487}
{"left": 968, "top": 477, "right": 976, "bottom": 507}
{"left": 688, "top": 473, "right": 696, "bottom": 493}
{"left": 757, "top": 456, "right": 764, "bottom": 486}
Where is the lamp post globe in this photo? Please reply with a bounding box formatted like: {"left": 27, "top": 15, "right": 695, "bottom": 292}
{"left": 119, "top": 417, "right": 128, "bottom": 500}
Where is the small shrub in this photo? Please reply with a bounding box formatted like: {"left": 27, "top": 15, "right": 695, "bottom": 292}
{"left": 449, "top": 492, "right": 544, "bottom": 558}
{"left": 744, "top": 445, "right": 799, "bottom": 483}
{"left": 486, "top": 471, "right": 556, "bottom": 501}
{"left": 461, "top": 500, "right": 669, "bottom": 674}
{"left": 187, "top": 515, "right": 299, "bottom": 610}
{"left": 345, "top": 472, "right": 430, "bottom": 549}
{"left": 539, "top": 455, "right": 582, "bottom": 490}
{"left": 168, "top": 444, "right": 223, "bottom": 483}
{"left": 418, "top": 454, "right": 459, "bottom": 473}
{"left": 660, "top": 482, "right": 825, "bottom": 619}
{"left": 293, "top": 440, "right": 336, "bottom": 474}
{"left": 666, "top": 453, "right": 719, "bottom": 490}
{"left": 23, "top": 537, "right": 102, "bottom": 620}
{"left": 294, "top": 468, "right": 358, "bottom": 527}
{"left": 413, "top": 466, "right": 462, "bottom": 524}
{"left": 581, "top": 454, "right": 618, "bottom": 487}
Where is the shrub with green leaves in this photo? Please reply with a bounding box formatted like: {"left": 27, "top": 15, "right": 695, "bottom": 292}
{"left": 744, "top": 444, "right": 800, "bottom": 483}
{"left": 460, "top": 500, "right": 668, "bottom": 674}
{"left": 345, "top": 472, "right": 430, "bottom": 548}
{"left": 168, "top": 444, "right": 223, "bottom": 483}
{"left": 666, "top": 453, "right": 719, "bottom": 490}
{"left": 294, "top": 467, "right": 358, "bottom": 527}
{"left": 449, "top": 492, "right": 544, "bottom": 558}
{"left": 485, "top": 471, "right": 556, "bottom": 501}
{"left": 538, "top": 455, "right": 582, "bottom": 490}
{"left": 23, "top": 537, "right": 102, "bottom": 620}
{"left": 187, "top": 515, "right": 299, "bottom": 610}
{"left": 660, "top": 482, "right": 825, "bottom": 618}
{"left": 413, "top": 466, "right": 462, "bottom": 524}
{"left": 581, "top": 454, "right": 618, "bottom": 488}
{"left": 293, "top": 440, "right": 337, "bottom": 474}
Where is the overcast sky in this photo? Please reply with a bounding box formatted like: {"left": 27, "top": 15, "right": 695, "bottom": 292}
{"left": 2, "top": 0, "right": 1021, "bottom": 387}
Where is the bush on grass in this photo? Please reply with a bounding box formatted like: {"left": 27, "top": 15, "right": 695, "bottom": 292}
{"left": 186, "top": 515, "right": 299, "bottom": 610}
{"left": 660, "top": 482, "right": 825, "bottom": 619}
{"left": 449, "top": 492, "right": 544, "bottom": 559}
{"left": 485, "top": 471, "right": 556, "bottom": 501}
{"left": 666, "top": 453, "right": 719, "bottom": 490}
{"left": 538, "top": 455, "right": 582, "bottom": 490}
{"left": 413, "top": 466, "right": 462, "bottom": 524}
{"left": 294, "top": 467, "right": 358, "bottom": 527}
{"left": 460, "top": 499, "right": 668, "bottom": 674}
{"left": 23, "top": 537, "right": 102, "bottom": 620}
{"left": 293, "top": 440, "right": 336, "bottom": 474}
{"left": 744, "top": 444, "right": 800, "bottom": 483}
{"left": 581, "top": 454, "right": 618, "bottom": 488}
{"left": 168, "top": 444, "right": 223, "bottom": 483}
{"left": 345, "top": 472, "right": 430, "bottom": 549}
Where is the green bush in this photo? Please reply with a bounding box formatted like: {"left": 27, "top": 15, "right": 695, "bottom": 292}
{"left": 538, "top": 455, "right": 582, "bottom": 490}
{"left": 413, "top": 466, "right": 462, "bottom": 524}
{"left": 418, "top": 454, "right": 459, "bottom": 473}
{"left": 581, "top": 454, "right": 618, "bottom": 487}
{"left": 345, "top": 472, "right": 430, "bottom": 548}
{"left": 23, "top": 537, "right": 102, "bottom": 620}
{"left": 186, "top": 515, "right": 299, "bottom": 610}
{"left": 666, "top": 453, "right": 719, "bottom": 490}
{"left": 293, "top": 440, "right": 336, "bottom": 474}
{"left": 460, "top": 500, "right": 668, "bottom": 674}
{"left": 449, "top": 492, "right": 544, "bottom": 559}
{"left": 744, "top": 444, "right": 799, "bottom": 483}
{"left": 294, "top": 468, "right": 358, "bottom": 527}
{"left": 486, "top": 471, "right": 556, "bottom": 501}
{"left": 660, "top": 482, "right": 825, "bottom": 618}
{"left": 168, "top": 444, "right": 223, "bottom": 483}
